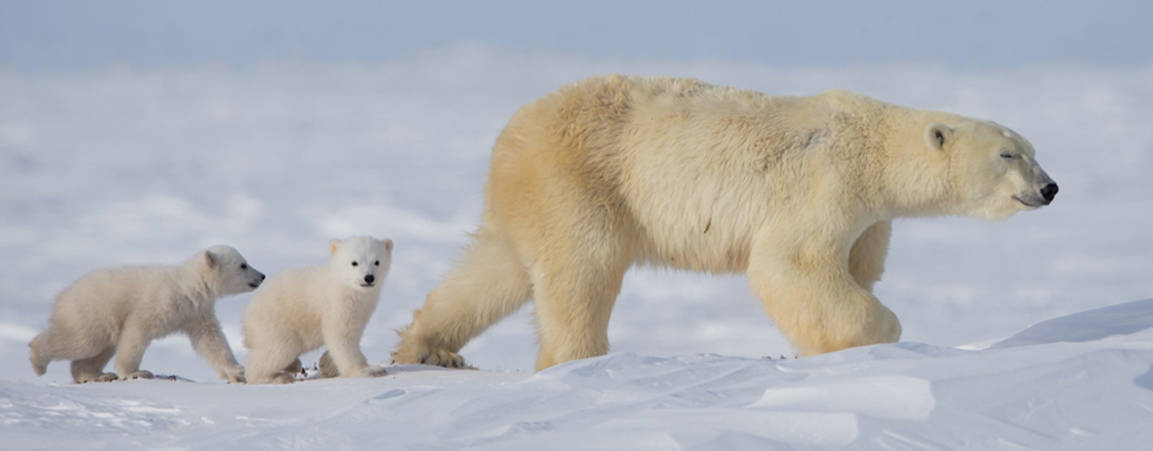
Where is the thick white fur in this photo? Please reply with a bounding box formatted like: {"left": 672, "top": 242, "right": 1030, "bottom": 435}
{"left": 29, "top": 246, "right": 264, "bottom": 383}
{"left": 243, "top": 236, "right": 393, "bottom": 384}
{"left": 394, "top": 75, "right": 1057, "bottom": 370}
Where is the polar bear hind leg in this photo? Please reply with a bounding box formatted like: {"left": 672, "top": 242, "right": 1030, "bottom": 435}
{"left": 392, "top": 227, "right": 532, "bottom": 368}
{"left": 70, "top": 347, "right": 118, "bottom": 383}
{"left": 29, "top": 326, "right": 112, "bottom": 379}
{"left": 245, "top": 341, "right": 302, "bottom": 384}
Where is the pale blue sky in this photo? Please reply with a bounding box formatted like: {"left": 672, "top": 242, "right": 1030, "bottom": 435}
{"left": 2, "top": 0, "right": 1151, "bottom": 71}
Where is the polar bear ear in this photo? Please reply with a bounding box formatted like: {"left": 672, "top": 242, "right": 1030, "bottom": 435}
{"left": 381, "top": 238, "right": 394, "bottom": 253}
{"left": 329, "top": 239, "right": 341, "bottom": 256}
{"left": 201, "top": 250, "right": 216, "bottom": 269}
{"left": 925, "top": 123, "right": 953, "bottom": 151}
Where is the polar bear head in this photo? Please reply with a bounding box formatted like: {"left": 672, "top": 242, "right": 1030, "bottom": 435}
{"left": 196, "top": 245, "right": 266, "bottom": 296}
{"left": 922, "top": 119, "right": 1057, "bottom": 220}
{"left": 328, "top": 236, "right": 393, "bottom": 289}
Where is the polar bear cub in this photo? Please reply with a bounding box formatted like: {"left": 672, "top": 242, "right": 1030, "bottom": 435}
{"left": 243, "top": 236, "right": 392, "bottom": 384}
{"left": 29, "top": 245, "right": 264, "bottom": 383}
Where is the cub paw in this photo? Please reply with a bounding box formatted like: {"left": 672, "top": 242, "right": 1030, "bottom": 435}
{"left": 122, "top": 370, "right": 154, "bottom": 380}
{"left": 76, "top": 372, "right": 119, "bottom": 384}
{"left": 318, "top": 351, "right": 339, "bottom": 378}
{"left": 222, "top": 365, "right": 247, "bottom": 384}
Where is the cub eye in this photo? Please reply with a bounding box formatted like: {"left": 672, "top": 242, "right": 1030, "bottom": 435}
{"left": 1000, "top": 151, "right": 1016, "bottom": 159}
{"left": 374, "top": 260, "right": 380, "bottom": 266}
{"left": 240, "top": 263, "right": 248, "bottom": 270}
{"left": 351, "top": 261, "right": 359, "bottom": 267}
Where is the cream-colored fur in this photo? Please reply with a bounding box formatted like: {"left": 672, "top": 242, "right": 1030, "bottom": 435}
{"left": 393, "top": 75, "right": 1058, "bottom": 370}
{"left": 29, "top": 246, "right": 264, "bottom": 383}
{"left": 243, "top": 236, "right": 392, "bottom": 384}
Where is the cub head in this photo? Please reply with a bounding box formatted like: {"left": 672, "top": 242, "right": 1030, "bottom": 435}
{"left": 196, "top": 245, "right": 265, "bottom": 296}
{"left": 924, "top": 119, "right": 1057, "bottom": 220}
{"left": 328, "top": 236, "right": 393, "bottom": 289}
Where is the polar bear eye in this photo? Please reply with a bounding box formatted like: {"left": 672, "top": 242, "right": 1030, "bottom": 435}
{"left": 351, "top": 261, "right": 359, "bottom": 267}
{"left": 1000, "top": 151, "right": 1017, "bottom": 159}
{"left": 240, "top": 263, "right": 248, "bottom": 270}
{"left": 374, "top": 260, "right": 380, "bottom": 266}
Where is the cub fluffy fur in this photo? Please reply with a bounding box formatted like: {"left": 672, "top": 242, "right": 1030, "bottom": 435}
{"left": 394, "top": 74, "right": 1058, "bottom": 370}
{"left": 243, "top": 236, "right": 392, "bottom": 384}
{"left": 29, "top": 246, "right": 263, "bottom": 383}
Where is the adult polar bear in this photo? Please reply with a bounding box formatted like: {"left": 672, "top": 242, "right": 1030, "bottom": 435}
{"left": 394, "top": 75, "right": 1058, "bottom": 370}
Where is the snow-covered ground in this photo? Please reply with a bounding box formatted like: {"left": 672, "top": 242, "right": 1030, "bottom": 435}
{"left": 1, "top": 48, "right": 1151, "bottom": 448}
{"left": 3, "top": 299, "right": 1152, "bottom": 449}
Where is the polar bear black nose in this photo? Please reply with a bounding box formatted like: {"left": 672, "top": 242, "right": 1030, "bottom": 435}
{"left": 364, "top": 274, "right": 375, "bottom": 284}
{"left": 1040, "top": 183, "right": 1059, "bottom": 204}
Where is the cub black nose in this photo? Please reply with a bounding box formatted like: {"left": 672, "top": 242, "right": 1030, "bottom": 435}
{"left": 1040, "top": 183, "right": 1059, "bottom": 204}
{"left": 364, "top": 274, "right": 375, "bottom": 284}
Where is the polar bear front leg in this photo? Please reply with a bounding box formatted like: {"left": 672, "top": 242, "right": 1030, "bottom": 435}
{"left": 747, "top": 227, "right": 901, "bottom": 356}
{"left": 187, "top": 319, "right": 246, "bottom": 383}
{"left": 848, "top": 220, "right": 892, "bottom": 292}
{"left": 322, "top": 316, "right": 380, "bottom": 378}
{"left": 318, "top": 350, "right": 383, "bottom": 378}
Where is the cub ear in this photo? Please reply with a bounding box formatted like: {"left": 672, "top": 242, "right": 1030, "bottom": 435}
{"left": 201, "top": 250, "right": 216, "bottom": 269}
{"left": 381, "top": 238, "right": 394, "bottom": 253}
{"left": 925, "top": 123, "right": 953, "bottom": 151}
{"left": 329, "top": 239, "right": 341, "bottom": 256}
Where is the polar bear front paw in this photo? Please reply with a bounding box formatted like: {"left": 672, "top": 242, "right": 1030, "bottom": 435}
{"left": 874, "top": 305, "right": 902, "bottom": 343}
{"left": 419, "top": 350, "right": 470, "bottom": 369}
{"left": 77, "top": 372, "right": 119, "bottom": 384}
{"left": 222, "top": 366, "right": 246, "bottom": 384}
{"left": 122, "top": 370, "right": 154, "bottom": 380}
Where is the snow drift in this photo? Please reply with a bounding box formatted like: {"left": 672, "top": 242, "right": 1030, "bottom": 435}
{"left": 2, "top": 298, "right": 1151, "bottom": 449}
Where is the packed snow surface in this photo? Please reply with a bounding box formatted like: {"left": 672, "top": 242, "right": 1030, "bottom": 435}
{"left": 3, "top": 299, "right": 1152, "bottom": 449}
{"left": 1, "top": 49, "right": 1151, "bottom": 448}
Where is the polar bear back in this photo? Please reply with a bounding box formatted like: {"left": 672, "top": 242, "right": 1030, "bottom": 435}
{"left": 51, "top": 265, "right": 207, "bottom": 338}
{"left": 620, "top": 87, "right": 839, "bottom": 271}
{"left": 491, "top": 75, "right": 892, "bottom": 273}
